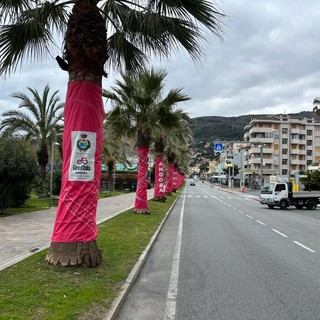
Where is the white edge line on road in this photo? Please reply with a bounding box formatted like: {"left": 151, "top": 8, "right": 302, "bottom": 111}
{"left": 256, "top": 220, "right": 266, "bottom": 226}
{"left": 272, "top": 229, "right": 288, "bottom": 238}
{"left": 164, "top": 194, "right": 186, "bottom": 320}
{"left": 293, "top": 241, "right": 316, "bottom": 253}
{"left": 246, "top": 214, "right": 253, "bottom": 219}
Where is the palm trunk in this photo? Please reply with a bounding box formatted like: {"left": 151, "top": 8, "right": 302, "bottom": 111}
{"left": 165, "top": 163, "right": 175, "bottom": 196}
{"left": 134, "top": 147, "right": 150, "bottom": 213}
{"left": 46, "top": 0, "right": 107, "bottom": 267}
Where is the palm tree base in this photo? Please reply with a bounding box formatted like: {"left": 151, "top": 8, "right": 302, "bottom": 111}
{"left": 133, "top": 208, "right": 151, "bottom": 214}
{"left": 152, "top": 196, "right": 167, "bottom": 202}
{"left": 45, "top": 241, "right": 102, "bottom": 267}
{"left": 165, "top": 192, "right": 173, "bottom": 196}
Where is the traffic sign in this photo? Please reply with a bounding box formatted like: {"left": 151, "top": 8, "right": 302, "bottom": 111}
{"left": 214, "top": 143, "right": 223, "bottom": 152}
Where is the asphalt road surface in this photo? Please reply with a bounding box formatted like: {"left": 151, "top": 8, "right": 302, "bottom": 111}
{"left": 116, "top": 181, "right": 320, "bottom": 320}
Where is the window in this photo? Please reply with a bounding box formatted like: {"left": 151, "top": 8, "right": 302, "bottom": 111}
{"left": 282, "top": 159, "right": 288, "bottom": 165}
{"left": 282, "top": 138, "right": 288, "bottom": 144}
{"left": 275, "top": 184, "right": 286, "bottom": 192}
{"left": 282, "top": 128, "right": 288, "bottom": 134}
{"left": 282, "top": 149, "right": 288, "bottom": 155}
{"left": 307, "top": 140, "right": 312, "bottom": 146}
{"left": 307, "top": 150, "right": 313, "bottom": 156}
{"left": 307, "top": 160, "right": 312, "bottom": 166}
{"left": 307, "top": 130, "right": 313, "bottom": 136}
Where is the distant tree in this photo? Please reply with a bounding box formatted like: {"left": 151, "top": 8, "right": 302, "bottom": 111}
{"left": 300, "top": 170, "right": 320, "bottom": 190}
{"left": 0, "top": 136, "right": 38, "bottom": 210}
{"left": 313, "top": 97, "right": 320, "bottom": 116}
{"left": 0, "top": 85, "right": 63, "bottom": 196}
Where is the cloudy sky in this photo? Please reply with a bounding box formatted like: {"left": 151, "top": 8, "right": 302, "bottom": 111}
{"left": 1, "top": 0, "right": 320, "bottom": 119}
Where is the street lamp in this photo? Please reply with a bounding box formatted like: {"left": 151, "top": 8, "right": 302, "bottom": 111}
{"left": 259, "top": 144, "right": 263, "bottom": 189}
{"left": 49, "top": 142, "right": 60, "bottom": 208}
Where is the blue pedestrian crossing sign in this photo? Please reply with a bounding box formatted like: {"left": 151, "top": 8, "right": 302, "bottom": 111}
{"left": 214, "top": 143, "right": 223, "bottom": 152}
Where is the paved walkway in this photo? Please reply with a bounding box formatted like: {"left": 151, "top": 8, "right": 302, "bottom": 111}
{"left": 0, "top": 189, "right": 154, "bottom": 271}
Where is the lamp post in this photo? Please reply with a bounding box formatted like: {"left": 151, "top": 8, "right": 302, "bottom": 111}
{"left": 259, "top": 144, "right": 263, "bottom": 189}
{"left": 49, "top": 142, "right": 60, "bottom": 208}
{"left": 287, "top": 119, "right": 291, "bottom": 182}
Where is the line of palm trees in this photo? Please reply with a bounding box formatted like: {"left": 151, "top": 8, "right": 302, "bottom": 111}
{"left": 0, "top": 68, "right": 193, "bottom": 208}
{"left": 0, "top": 0, "right": 225, "bottom": 267}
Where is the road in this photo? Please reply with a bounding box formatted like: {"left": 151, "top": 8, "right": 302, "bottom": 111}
{"left": 115, "top": 182, "right": 320, "bottom": 320}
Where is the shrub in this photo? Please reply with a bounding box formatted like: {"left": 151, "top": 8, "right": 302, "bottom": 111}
{"left": 0, "top": 136, "right": 38, "bottom": 209}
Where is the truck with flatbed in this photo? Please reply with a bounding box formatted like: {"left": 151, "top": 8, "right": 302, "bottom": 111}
{"left": 260, "top": 182, "right": 320, "bottom": 210}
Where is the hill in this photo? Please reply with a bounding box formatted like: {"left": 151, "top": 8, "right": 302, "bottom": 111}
{"left": 189, "top": 111, "right": 320, "bottom": 159}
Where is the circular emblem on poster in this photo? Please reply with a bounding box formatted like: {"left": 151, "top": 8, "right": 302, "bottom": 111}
{"left": 77, "top": 134, "right": 91, "bottom": 152}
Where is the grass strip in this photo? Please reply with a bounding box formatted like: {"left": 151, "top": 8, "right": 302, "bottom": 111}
{"left": 0, "top": 192, "right": 179, "bottom": 320}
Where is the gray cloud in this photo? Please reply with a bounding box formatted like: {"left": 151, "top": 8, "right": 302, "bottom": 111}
{"left": 1, "top": 0, "right": 320, "bottom": 119}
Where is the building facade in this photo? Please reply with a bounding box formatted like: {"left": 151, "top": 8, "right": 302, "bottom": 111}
{"left": 243, "top": 115, "right": 320, "bottom": 183}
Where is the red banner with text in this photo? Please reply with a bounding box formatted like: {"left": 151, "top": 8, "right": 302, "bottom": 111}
{"left": 154, "top": 157, "right": 166, "bottom": 197}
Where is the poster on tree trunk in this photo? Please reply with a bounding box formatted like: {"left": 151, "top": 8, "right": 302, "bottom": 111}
{"left": 68, "top": 131, "right": 96, "bottom": 181}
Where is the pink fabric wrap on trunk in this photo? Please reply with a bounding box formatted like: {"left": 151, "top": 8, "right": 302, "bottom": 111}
{"left": 51, "top": 81, "right": 104, "bottom": 242}
{"left": 165, "top": 163, "right": 174, "bottom": 193}
{"left": 135, "top": 147, "right": 149, "bottom": 210}
{"left": 154, "top": 157, "right": 166, "bottom": 197}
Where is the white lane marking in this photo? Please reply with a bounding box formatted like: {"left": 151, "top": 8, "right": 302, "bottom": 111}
{"left": 272, "top": 229, "right": 288, "bottom": 238}
{"left": 256, "top": 220, "right": 266, "bottom": 226}
{"left": 239, "top": 210, "right": 244, "bottom": 214}
{"left": 164, "top": 195, "right": 186, "bottom": 319}
{"left": 196, "top": 195, "right": 200, "bottom": 198}
{"left": 293, "top": 241, "right": 316, "bottom": 253}
{"left": 246, "top": 214, "right": 253, "bottom": 219}
{"left": 227, "top": 204, "right": 233, "bottom": 207}
{"left": 203, "top": 195, "right": 208, "bottom": 198}
{"left": 187, "top": 195, "right": 191, "bottom": 198}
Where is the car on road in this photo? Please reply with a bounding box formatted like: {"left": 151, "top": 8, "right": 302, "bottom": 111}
{"left": 190, "top": 180, "right": 196, "bottom": 186}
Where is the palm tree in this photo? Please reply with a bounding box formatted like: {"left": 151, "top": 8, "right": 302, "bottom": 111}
{"left": 165, "top": 125, "right": 193, "bottom": 195}
{"left": 313, "top": 97, "right": 320, "bottom": 116}
{"left": 0, "top": 85, "right": 64, "bottom": 195}
{"left": 104, "top": 68, "right": 173, "bottom": 213}
{"left": 153, "top": 106, "right": 192, "bottom": 202}
{"left": 0, "top": 0, "right": 224, "bottom": 267}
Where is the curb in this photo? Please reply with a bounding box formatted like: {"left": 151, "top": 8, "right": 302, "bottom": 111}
{"left": 103, "top": 192, "right": 182, "bottom": 320}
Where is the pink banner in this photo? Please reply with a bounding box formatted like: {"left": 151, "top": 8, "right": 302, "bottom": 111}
{"left": 134, "top": 147, "right": 149, "bottom": 211}
{"left": 51, "top": 81, "right": 104, "bottom": 242}
{"left": 165, "top": 163, "right": 174, "bottom": 194}
{"left": 154, "top": 157, "right": 166, "bottom": 197}
{"left": 172, "top": 165, "right": 178, "bottom": 191}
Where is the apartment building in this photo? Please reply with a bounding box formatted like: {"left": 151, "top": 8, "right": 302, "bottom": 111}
{"left": 243, "top": 115, "right": 320, "bottom": 183}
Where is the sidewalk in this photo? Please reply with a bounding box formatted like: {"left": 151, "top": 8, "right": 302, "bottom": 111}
{"left": 0, "top": 189, "right": 154, "bottom": 271}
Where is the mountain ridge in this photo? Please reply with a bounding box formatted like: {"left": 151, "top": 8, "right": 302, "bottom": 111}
{"left": 189, "top": 111, "right": 320, "bottom": 158}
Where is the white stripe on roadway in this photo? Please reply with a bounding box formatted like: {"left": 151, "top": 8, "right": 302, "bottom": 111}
{"left": 164, "top": 195, "right": 186, "bottom": 319}
{"left": 272, "top": 229, "right": 288, "bottom": 238}
{"left": 246, "top": 214, "right": 253, "bottom": 219}
{"left": 256, "top": 220, "right": 266, "bottom": 226}
{"left": 293, "top": 241, "right": 316, "bottom": 253}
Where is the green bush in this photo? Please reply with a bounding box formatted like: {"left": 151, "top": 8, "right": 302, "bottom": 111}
{"left": 0, "top": 136, "right": 38, "bottom": 209}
